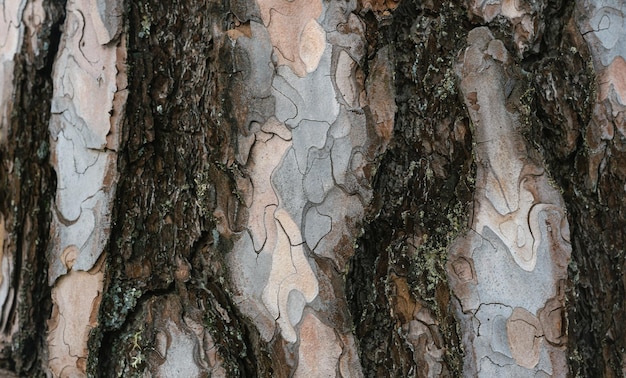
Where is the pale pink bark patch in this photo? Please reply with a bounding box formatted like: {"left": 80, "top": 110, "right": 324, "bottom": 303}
{"left": 257, "top": 0, "right": 326, "bottom": 77}
{"left": 47, "top": 261, "right": 104, "bottom": 377}
{"left": 294, "top": 313, "right": 342, "bottom": 378}
{"left": 506, "top": 307, "right": 543, "bottom": 369}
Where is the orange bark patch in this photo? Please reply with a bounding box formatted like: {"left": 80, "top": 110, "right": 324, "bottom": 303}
{"left": 227, "top": 21, "right": 252, "bottom": 40}
{"left": 506, "top": 307, "right": 543, "bottom": 369}
{"left": 47, "top": 257, "right": 105, "bottom": 377}
{"left": 390, "top": 273, "right": 419, "bottom": 324}
{"left": 294, "top": 313, "right": 342, "bottom": 377}
{"left": 600, "top": 56, "right": 626, "bottom": 105}
{"left": 257, "top": 0, "right": 326, "bottom": 76}
{"left": 366, "top": 47, "right": 396, "bottom": 146}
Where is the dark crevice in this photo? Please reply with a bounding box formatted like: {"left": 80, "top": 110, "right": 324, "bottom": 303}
{"left": 519, "top": 1, "right": 623, "bottom": 376}
{"left": 347, "top": 1, "right": 472, "bottom": 376}
{"left": 92, "top": 0, "right": 272, "bottom": 376}
{"left": 0, "top": 0, "right": 66, "bottom": 376}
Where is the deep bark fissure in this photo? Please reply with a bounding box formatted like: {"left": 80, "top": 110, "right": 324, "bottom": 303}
{"left": 91, "top": 0, "right": 273, "bottom": 375}
{"left": 0, "top": 0, "right": 65, "bottom": 374}
{"left": 347, "top": 1, "right": 473, "bottom": 376}
{"left": 518, "top": 1, "right": 623, "bottom": 375}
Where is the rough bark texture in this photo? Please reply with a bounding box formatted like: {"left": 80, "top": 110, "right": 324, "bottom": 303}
{"left": 552, "top": 1, "right": 626, "bottom": 376}
{"left": 0, "top": 0, "right": 63, "bottom": 375}
{"left": 347, "top": 3, "right": 473, "bottom": 376}
{"left": 0, "top": 0, "right": 625, "bottom": 377}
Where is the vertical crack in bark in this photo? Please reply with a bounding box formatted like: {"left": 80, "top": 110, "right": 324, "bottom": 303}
{"left": 348, "top": 1, "right": 472, "bottom": 376}
{"left": 0, "top": 0, "right": 64, "bottom": 375}
{"left": 94, "top": 1, "right": 269, "bottom": 376}
{"left": 523, "top": 0, "right": 625, "bottom": 375}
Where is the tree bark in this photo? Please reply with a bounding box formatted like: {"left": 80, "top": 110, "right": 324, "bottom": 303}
{"left": 0, "top": 0, "right": 625, "bottom": 377}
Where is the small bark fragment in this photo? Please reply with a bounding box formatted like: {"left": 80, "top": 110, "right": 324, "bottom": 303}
{"left": 257, "top": 0, "right": 325, "bottom": 77}
{"left": 506, "top": 307, "right": 543, "bottom": 369}
{"left": 466, "top": 0, "right": 545, "bottom": 55}
{"left": 359, "top": 0, "right": 401, "bottom": 20}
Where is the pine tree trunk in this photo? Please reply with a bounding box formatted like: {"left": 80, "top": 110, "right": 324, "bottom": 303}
{"left": 0, "top": 0, "right": 625, "bottom": 376}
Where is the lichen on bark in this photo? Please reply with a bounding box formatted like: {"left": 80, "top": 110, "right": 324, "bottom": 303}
{"left": 348, "top": 1, "right": 473, "bottom": 376}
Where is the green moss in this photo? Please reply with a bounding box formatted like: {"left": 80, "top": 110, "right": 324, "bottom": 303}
{"left": 159, "top": 199, "right": 173, "bottom": 215}
{"left": 126, "top": 328, "right": 146, "bottom": 374}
